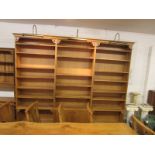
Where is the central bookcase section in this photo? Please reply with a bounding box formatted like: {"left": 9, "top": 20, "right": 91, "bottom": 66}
{"left": 15, "top": 37, "right": 56, "bottom": 109}
{"left": 56, "top": 39, "right": 94, "bottom": 108}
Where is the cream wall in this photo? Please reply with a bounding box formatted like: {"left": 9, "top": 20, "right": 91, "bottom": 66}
{"left": 0, "top": 22, "right": 155, "bottom": 104}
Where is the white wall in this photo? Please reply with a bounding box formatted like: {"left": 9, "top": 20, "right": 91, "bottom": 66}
{"left": 0, "top": 22, "right": 155, "bottom": 104}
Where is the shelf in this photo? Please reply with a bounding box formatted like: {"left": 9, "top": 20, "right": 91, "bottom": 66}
{"left": 59, "top": 107, "right": 89, "bottom": 111}
{"left": 0, "top": 62, "right": 14, "bottom": 65}
{"left": 0, "top": 71, "right": 14, "bottom": 75}
{"left": 92, "top": 106, "right": 123, "bottom": 112}
{"left": 17, "top": 95, "right": 54, "bottom": 100}
{"left": 16, "top": 42, "right": 55, "bottom": 47}
{"left": 96, "top": 47, "right": 131, "bottom": 53}
{"left": 96, "top": 58, "right": 129, "bottom": 62}
{"left": 16, "top": 75, "right": 54, "bottom": 79}
{"left": 95, "top": 70, "right": 129, "bottom": 74}
{"left": 56, "top": 83, "right": 91, "bottom": 88}
{"left": 17, "top": 65, "right": 55, "bottom": 70}
{"left": 56, "top": 95, "right": 91, "bottom": 99}
{"left": 56, "top": 73, "right": 92, "bottom": 77}
{"left": 93, "top": 97, "right": 125, "bottom": 101}
{"left": 58, "top": 45, "right": 94, "bottom": 50}
{"left": 16, "top": 52, "right": 55, "bottom": 57}
{"left": 94, "top": 79, "right": 128, "bottom": 83}
{"left": 17, "top": 86, "right": 54, "bottom": 90}
{"left": 58, "top": 55, "right": 93, "bottom": 60}
{"left": 16, "top": 105, "right": 57, "bottom": 110}
{"left": 93, "top": 90, "right": 126, "bottom": 94}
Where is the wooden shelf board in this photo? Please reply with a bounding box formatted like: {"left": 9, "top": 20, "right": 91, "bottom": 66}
{"left": 96, "top": 58, "right": 129, "bottom": 62}
{"left": 16, "top": 105, "right": 57, "bottom": 110}
{"left": 93, "top": 90, "right": 126, "bottom": 94}
{"left": 93, "top": 97, "right": 125, "bottom": 101}
{"left": 17, "top": 65, "right": 55, "bottom": 70}
{"left": 92, "top": 107, "right": 123, "bottom": 112}
{"left": 17, "top": 95, "right": 54, "bottom": 100}
{"left": 58, "top": 45, "right": 94, "bottom": 50}
{"left": 94, "top": 79, "right": 128, "bottom": 83}
{"left": 16, "top": 75, "right": 54, "bottom": 79}
{"left": 96, "top": 47, "right": 131, "bottom": 53}
{"left": 16, "top": 42, "right": 55, "bottom": 47}
{"left": 95, "top": 70, "right": 129, "bottom": 74}
{"left": 0, "top": 62, "right": 14, "bottom": 65}
{"left": 56, "top": 95, "right": 91, "bottom": 99}
{"left": 58, "top": 55, "right": 93, "bottom": 60}
{"left": 60, "top": 107, "right": 89, "bottom": 111}
{"left": 17, "top": 86, "right": 54, "bottom": 90}
{"left": 16, "top": 52, "right": 55, "bottom": 57}
{"left": 0, "top": 72, "right": 14, "bottom": 75}
{"left": 56, "top": 73, "right": 92, "bottom": 77}
{"left": 56, "top": 83, "right": 91, "bottom": 88}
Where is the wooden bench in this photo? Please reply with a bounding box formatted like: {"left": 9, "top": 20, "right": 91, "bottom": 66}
{"left": 58, "top": 103, "right": 93, "bottom": 123}
{"left": 0, "top": 101, "right": 15, "bottom": 122}
{"left": 25, "top": 102, "right": 40, "bottom": 122}
{"left": 0, "top": 122, "right": 136, "bottom": 135}
{"left": 131, "top": 115, "right": 155, "bottom": 135}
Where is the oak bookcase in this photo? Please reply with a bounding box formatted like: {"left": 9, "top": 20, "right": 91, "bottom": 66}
{"left": 0, "top": 48, "right": 14, "bottom": 91}
{"left": 14, "top": 33, "right": 133, "bottom": 123}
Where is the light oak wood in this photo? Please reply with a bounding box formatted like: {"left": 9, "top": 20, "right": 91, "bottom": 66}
{"left": 0, "top": 122, "right": 136, "bottom": 135}
{"left": 14, "top": 33, "right": 133, "bottom": 123}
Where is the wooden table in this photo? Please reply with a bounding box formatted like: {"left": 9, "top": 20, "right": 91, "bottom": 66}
{"left": 0, "top": 122, "right": 136, "bottom": 135}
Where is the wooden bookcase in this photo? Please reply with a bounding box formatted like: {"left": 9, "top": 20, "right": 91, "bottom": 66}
{"left": 14, "top": 33, "right": 133, "bottom": 122}
{"left": 0, "top": 48, "right": 14, "bottom": 91}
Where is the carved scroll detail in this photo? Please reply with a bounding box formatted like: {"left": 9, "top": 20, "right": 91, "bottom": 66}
{"left": 52, "top": 38, "right": 61, "bottom": 44}
{"left": 91, "top": 41, "right": 100, "bottom": 47}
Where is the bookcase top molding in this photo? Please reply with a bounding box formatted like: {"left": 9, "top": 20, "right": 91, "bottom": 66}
{"left": 13, "top": 33, "right": 134, "bottom": 48}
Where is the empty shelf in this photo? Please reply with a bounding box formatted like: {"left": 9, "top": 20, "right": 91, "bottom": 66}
{"left": 17, "top": 86, "right": 54, "bottom": 90}
{"left": 58, "top": 55, "right": 93, "bottom": 60}
{"left": 94, "top": 79, "right": 128, "bottom": 83}
{"left": 92, "top": 106, "right": 123, "bottom": 112}
{"left": 17, "top": 95, "right": 54, "bottom": 99}
{"left": 93, "top": 97, "right": 125, "bottom": 101}
{"left": 56, "top": 95, "right": 91, "bottom": 99}
{"left": 16, "top": 75, "right": 54, "bottom": 79}
{"left": 56, "top": 83, "right": 91, "bottom": 88}
{"left": 16, "top": 52, "right": 55, "bottom": 57}
{"left": 16, "top": 42, "right": 55, "bottom": 47}
{"left": 96, "top": 58, "right": 129, "bottom": 62}
{"left": 17, "top": 65, "right": 55, "bottom": 70}
{"left": 58, "top": 45, "right": 94, "bottom": 50}
{"left": 93, "top": 90, "right": 126, "bottom": 94}
{"left": 96, "top": 47, "right": 131, "bottom": 53}
{"left": 95, "top": 70, "right": 129, "bottom": 74}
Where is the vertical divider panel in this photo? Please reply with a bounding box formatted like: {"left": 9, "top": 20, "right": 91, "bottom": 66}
{"left": 52, "top": 38, "right": 61, "bottom": 106}
{"left": 15, "top": 37, "right": 19, "bottom": 110}
{"left": 90, "top": 41, "right": 100, "bottom": 107}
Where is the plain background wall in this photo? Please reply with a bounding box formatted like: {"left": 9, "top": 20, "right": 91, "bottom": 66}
{"left": 0, "top": 22, "right": 155, "bottom": 104}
